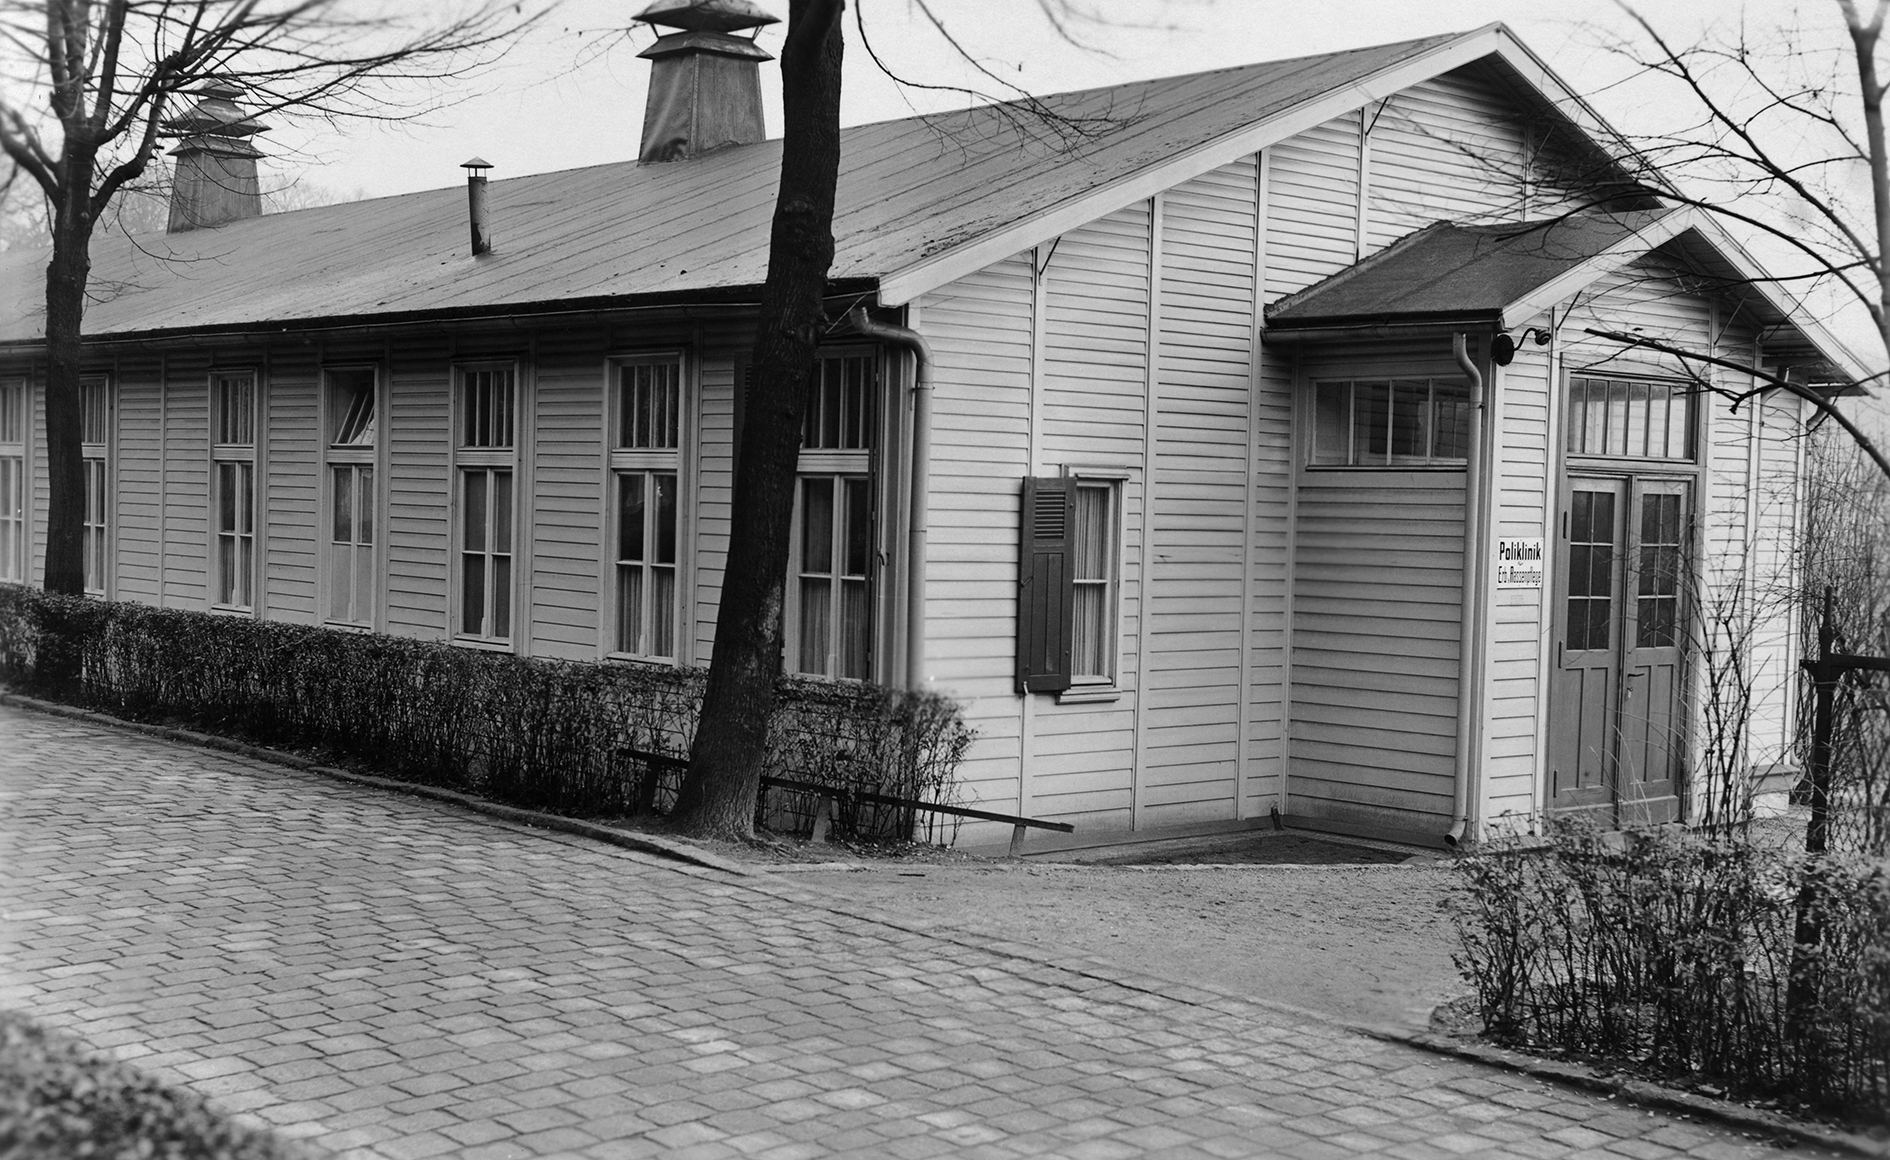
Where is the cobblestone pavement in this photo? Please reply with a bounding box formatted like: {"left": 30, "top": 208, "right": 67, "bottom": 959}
{"left": 0, "top": 705, "right": 1827, "bottom": 1159}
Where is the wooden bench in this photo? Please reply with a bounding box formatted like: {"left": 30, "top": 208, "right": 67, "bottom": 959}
{"left": 625, "top": 750, "right": 1074, "bottom": 855}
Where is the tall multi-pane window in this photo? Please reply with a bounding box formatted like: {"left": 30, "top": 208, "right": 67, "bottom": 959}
{"left": 325, "top": 368, "right": 377, "bottom": 626}
{"left": 0, "top": 381, "right": 24, "bottom": 583}
{"left": 80, "top": 378, "right": 112, "bottom": 596}
{"left": 456, "top": 365, "right": 515, "bottom": 642}
{"left": 1070, "top": 482, "right": 1117, "bottom": 682}
{"left": 791, "top": 350, "right": 877, "bottom": 680}
{"left": 611, "top": 357, "right": 681, "bottom": 660}
{"left": 211, "top": 372, "right": 255, "bottom": 608}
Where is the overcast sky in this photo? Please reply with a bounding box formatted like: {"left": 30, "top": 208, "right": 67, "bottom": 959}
{"left": 262, "top": 0, "right": 1785, "bottom": 202}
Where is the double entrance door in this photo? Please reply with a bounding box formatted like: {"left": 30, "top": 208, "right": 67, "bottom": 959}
{"left": 1547, "top": 474, "right": 1690, "bottom": 825}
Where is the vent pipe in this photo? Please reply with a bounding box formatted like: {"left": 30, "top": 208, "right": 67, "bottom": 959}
{"left": 1446, "top": 332, "right": 1487, "bottom": 848}
{"left": 635, "top": 0, "right": 778, "bottom": 163}
{"left": 164, "top": 79, "right": 269, "bottom": 233}
{"left": 461, "top": 157, "right": 493, "bottom": 256}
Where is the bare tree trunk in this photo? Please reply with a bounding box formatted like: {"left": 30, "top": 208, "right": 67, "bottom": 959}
{"left": 669, "top": 0, "right": 844, "bottom": 840}
{"left": 42, "top": 146, "right": 96, "bottom": 598}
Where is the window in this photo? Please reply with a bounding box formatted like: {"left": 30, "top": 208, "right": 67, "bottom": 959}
{"left": 1566, "top": 376, "right": 1695, "bottom": 460}
{"left": 1070, "top": 482, "right": 1117, "bottom": 682}
{"left": 611, "top": 356, "right": 681, "bottom": 660}
{"left": 325, "top": 368, "right": 377, "bottom": 626}
{"left": 211, "top": 372, "right": 254, "bottom": 609}
{"left": 795, "top": 475, "right": 873, "bottom": 679}
{"left": 1311, "top": 378, "right": 1470, "bottom": 466}
{"left": 788, "top": 350, "right": 878, "bottom": 680}
{"left": 456, "top": 365, "right": 515, "bottom": 642}
{"left": 1017, "top": 474, "right": 1122, "bottom": 694}
{"left": 0, "top": 380, "right": 24, "bottom": 583}
{"left": 81, "top": 378, "right": 112, "bottom": 596}
{"left": 1636, "top": 491, "right": 1685, "bottom": 648}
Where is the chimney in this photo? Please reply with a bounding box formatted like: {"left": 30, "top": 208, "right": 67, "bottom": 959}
{"left": 461, "top": 157, "right": 493, "bottom": 256}
{"left": 635, "top": 0, "right": 778, "bottom": 163}
{"left": 164, "top": 79, "right": 269, "bottom": 233}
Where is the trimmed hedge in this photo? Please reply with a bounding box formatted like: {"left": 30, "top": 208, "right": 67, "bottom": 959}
{"left": 0, "top": 1009, "right": 301, "bottom": 1159}
{"left": 1450, "top": 821, "right": 1890, "bottom": 1121}
{"left": 0, "top": 585, "right": 973, "bottom": 840}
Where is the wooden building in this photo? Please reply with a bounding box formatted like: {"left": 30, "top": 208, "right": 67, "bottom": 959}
{"left": 0, "top": 15, "right": 1862, "bottom": 846}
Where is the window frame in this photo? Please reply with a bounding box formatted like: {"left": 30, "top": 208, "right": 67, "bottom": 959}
{"left": 451, "top": 360, "right": 521, "bottom": 648}
{"left": 1563, "top": 372, "right": 1701, "bottom": 466}
{"left": 208, "top": 370, "right": 256, "bottom": 612}
{"left": 783, "top": 346, "right": 884, "bottom": 683}
{"left": 321, "top": 365, "right": 382, "bottom": 630}
{"left": 604, "top": 350, "right": 688, "bottom": 664}
{"left": 1057, "top": 468, "right": 1128, "bottom": 703}
{"left": 0, "top": 378, "right": 28, "bottom": 585}
{"left": 1307, "top": 377, "right": 1472, "bottom": 469}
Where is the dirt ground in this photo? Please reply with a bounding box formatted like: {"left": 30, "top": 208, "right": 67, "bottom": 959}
{"left": 785, "top": 850, "right": 1465, "bottom": 1032}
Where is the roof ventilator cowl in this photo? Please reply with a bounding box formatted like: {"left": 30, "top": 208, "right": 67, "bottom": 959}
{"left": 163, "top": 78, "right": 270, "bottom": 233}
{"left": 635, "top": 0, "right": 778, "bottom": 164}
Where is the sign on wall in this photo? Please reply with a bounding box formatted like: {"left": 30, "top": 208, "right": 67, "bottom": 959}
{"left": 1496, "top": 538, "right": 1544, "bottom": 589}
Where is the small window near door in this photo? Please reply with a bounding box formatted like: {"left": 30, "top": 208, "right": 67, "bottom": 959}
{"left": 1311, "top": 379, "right": 1470, "bottom": 466}
{"left": 1636, "top": 492, "right": 1685, "bottom": 647}
{"left": 1565, "top": 488, "right": 1616, "bottom": 652}
{"left": 1566, "top": 377, "right": 1695, "bottom": 460}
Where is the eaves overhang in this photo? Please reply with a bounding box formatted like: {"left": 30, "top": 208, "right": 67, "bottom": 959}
{"left": 0, "top": 278, "right": 882, "bottom": 356}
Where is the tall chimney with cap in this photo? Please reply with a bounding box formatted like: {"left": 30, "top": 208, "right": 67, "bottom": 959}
{"left": 636, "top": 0, "right": 778, "bottom": 163}
{"left": 164, "top": 79, "right": 269, "bottom": 232}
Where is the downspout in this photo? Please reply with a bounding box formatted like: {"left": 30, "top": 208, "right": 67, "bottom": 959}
{"left": 1447, "top": 332, "right": 1485, "bottom": 847}
{"left": 844, "top": 308, "right": 932, "bottom": 692}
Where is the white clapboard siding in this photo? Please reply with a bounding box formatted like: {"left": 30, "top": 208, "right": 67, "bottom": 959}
{"left": 1746, "top": 389, "right": 1805, "bottom": 765}
{"left": 114, "top": 356, "right": 163, "bottom": 603}
{"left": 383, "top": 338, "right": 451, "bottom": 638}
{"left": 264, "top": 355, "right": 319, "bottom": 623}
{"left": 1030, "top": 202, "right": 1152, "bottom": 831}
{"left": 161, "top": 355, "right": 210, "bottom": 607}
{"left": 690, "top": 314, "right": 750, "bottom": 667}
{"left": 918, "top": 252, "right": 1035, "bottom": 825}
{"left": 529, "top": 330, "right": 607, "bottom": 660}
{"left": 1266, "top": 115, "right": 1360, "bottom": 302}
{"left": 1482, "top": 326, "right": 1554, "bottom": 822}
{"left": 1143, "top": 159, "right": 1256, "bottom": 826}
{"left": 1246, "top": 326, "right": 1294, "bottom": 817}
{"left": 1367, "top": 66, "right": 1529, "bottom": 250}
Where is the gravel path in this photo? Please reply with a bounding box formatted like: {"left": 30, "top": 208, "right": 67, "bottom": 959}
{"left": 787, "top": 861, "right": 1464, "bottom": 1031}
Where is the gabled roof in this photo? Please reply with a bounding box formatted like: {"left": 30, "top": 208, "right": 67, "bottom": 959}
{"left": 1265, "top": 206, "right": 1871, "bottom": 383}
{"left": 0, "top": 23, "right": 1649, "bottom": 347}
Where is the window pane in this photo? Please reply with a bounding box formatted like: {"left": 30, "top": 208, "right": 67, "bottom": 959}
{"left": 1646, "top": 386, "right": 1670, "bottom": 458}
{"left": 83, "top": 381, "right": 110, "bottom": 445}
{"left": 1430, "top": 385, "right": 1467, "bottom": 460}
{"left": 354, "top": 539, "right": 373, "bottom": 623}
{"left": 1355, "top": 381, "right": 1390, "bottom": 463}
{"left": 1314, "top": 383, "right": 1349, "bottom": 463}
{"left": 1668, "top": 387, "right": 1693, "bottom": 459}
{"left": 651, "top": 566, "right": 676, "bottom": 658}
{"left": 1626, "top": 380, "right": 1650, "bottom": 457}
{"left": 239, "top": 463, "right": 254, "bottom": 535}
{"left": 841, "top": 578, "right": 870, "bottom": 679}
{"left": 461, "top": 554, "right": 485, "bottom": 636}
{"left": 492, "top": 555, "right": 511, "bottom": 639}
{"left": 0, "top": 382, "right": 19, "bottom": 444}
{"left": 655, "top": 473, "right": 678, "bottom": 566}
{"left": 617, "top": 564, "right": 644, "bottom": 654}
{"left": 844, "top": 357, "right": 867, "bottom": 449}
{"left": 801, "top": 479, "right": 833, "bottom": 575}
{"left": 332, "top": 466, "right": 353, "bottom": 543}
{"left": 1582, "top": 380, "right": 1607, "bottom": 454}
{"left": 1072, "top": 584, "right": 1107, "bottom": 678}
{"left": 358, "top": 467, "right": 374, "bottom": 545}
{"left": 822, "top": 358, "right": 842, "bottom": 449}
{"left": 329, "top": 543, "right": 350, "bottom": 622}
{"left": 492, "top": 470, "right": 512, "bottom": 553}
{"left": 331, "top": 371, "right": 376, "bottom": 446}
{"left": 1389, "top": 380, "right": 1428, "bottom": 460}
{"left": 218, "top": 463, "right": 237, "bottom": 533}
{"left": 617, "top": 473, "right": 645, "bottom": 563}
{"left": 463, "top": 470, "right": 487, "bottom": 553}
{"left": 1605, "top": 380, "right": 1630, "bottom": 456}
{"left": 843, "top": 478, "right": 870, "bottom": 577}
{"left": 1073, "top": 486, "right": 1108, "bottom": 581}
{"left": 798, "top": 578, "right": 830, "bottom": 674}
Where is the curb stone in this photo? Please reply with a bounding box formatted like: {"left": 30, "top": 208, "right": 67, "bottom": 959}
{"left": 0, "top": 691, "right": 752, "bottom": 878}
{"left": 1362, "top": 1027, "right": 1889, "bottom": 1160}
{"left": 4, "top": 689, "right": 1878, "bottom": 1157}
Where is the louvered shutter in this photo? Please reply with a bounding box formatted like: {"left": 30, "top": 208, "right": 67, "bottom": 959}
{"left": 1017, "top": 475, "right": 1076, "bottom": 693}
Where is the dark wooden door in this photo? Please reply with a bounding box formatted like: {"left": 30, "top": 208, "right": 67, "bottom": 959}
{"left": 1548, "top": 475, "right": 1688, "bottom": 825}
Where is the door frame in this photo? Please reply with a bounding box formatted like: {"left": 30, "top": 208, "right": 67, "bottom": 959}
{"left": 1548, "top": 370, "right": 1708, "bottom": 826}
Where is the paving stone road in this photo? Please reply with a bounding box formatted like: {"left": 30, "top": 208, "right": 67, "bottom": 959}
{"left": 0, "top": 704, "right": 1829, "bottom": 1159}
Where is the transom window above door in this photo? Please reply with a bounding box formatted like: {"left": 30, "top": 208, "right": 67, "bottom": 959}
{"left": 1566, "top": 376, "right": 1696, "bottom": 461}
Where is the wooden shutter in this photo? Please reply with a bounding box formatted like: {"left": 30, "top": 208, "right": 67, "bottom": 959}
{"left": 1017, "top": 475, "right": 1076, "bottom": 693}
